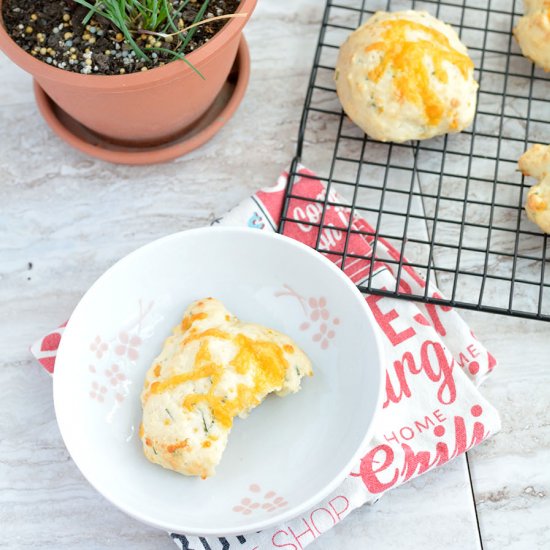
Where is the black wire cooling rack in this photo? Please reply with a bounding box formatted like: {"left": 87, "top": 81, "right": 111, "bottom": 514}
{"left": 278, "top": 0, "right": 550, "bottom": 321}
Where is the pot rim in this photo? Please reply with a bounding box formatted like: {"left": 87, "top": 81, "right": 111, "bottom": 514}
{"left": 0, "top": 0, "right": 257, "bottom": 89}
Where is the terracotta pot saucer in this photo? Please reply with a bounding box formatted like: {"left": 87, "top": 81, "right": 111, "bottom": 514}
{"left": 33, "top": 37, "right": 250, "bottom": 165}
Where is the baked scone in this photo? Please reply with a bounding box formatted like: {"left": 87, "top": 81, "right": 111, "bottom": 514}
{"left": 140, "top": 298, "right": 312, "bottom": 478}
{"left": 335, "top": 10, "right": 479, "bottom": 142}
{"left": 519, "top": 144, "right": 550, "bottom": 233}
{"left": 513, "top": 0, "right": 550, "bottom": 72}
{"left": 519, "top": 143, "right": 550, "bottom": 181}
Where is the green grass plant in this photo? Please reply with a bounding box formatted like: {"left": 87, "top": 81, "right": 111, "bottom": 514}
{"left": 72, "top": 0, "right": 239, "bottom": 74}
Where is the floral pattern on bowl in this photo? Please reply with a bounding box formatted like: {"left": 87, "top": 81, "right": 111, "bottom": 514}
{"left": 86, "top": 300, "right": 153, "bottom": 407}
{"left": 275, "top": 284, "right": 340, "bottom": 349}
{"left": 233, "top": 484, "right": 288, "bottom": 515}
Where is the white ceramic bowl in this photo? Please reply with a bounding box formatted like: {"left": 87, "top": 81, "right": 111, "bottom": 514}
{"left": 53, "top": 227, "right": 384, "bottom": 536}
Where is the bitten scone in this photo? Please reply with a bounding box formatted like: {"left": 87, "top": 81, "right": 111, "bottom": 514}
{"left": 334, "top": 11, "right": 479, "bottom": 142}
{"left": 519, "top": 144, "right": 550, "bottom": 233}
{"left": 140, "top": 298, "right": 312, "bottom": 478}
{"left": 513, "top": 0, "right": 550, "bottom": 72}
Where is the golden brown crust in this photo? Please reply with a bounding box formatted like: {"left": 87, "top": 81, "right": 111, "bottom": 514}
{"left": 513, "top": 0, "right": 550, "bottom": 71}
{"left": 518, "top": 143, "right": 550, "bottom": 180}
{"left": 334, "top": 10, "right": 478, "bottom": 142}
{"left": 519, "top": 144, "right": 550, "bottom": 233}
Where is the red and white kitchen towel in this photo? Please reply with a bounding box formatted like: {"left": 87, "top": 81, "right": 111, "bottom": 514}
{"left": 31, "top": 166, "right": 501, "bottom": 550}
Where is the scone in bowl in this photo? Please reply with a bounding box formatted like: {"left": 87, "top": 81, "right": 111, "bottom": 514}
{"left": 53, "top": 227, "right": 384, "bottom": 536}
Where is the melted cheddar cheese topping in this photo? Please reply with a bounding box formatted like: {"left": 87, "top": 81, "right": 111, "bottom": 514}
{"left": 140, "top": 298, "right": 313, "bottom": 477}
{"left": 148, "top": 331, "right": 289, "bottom": 430}
{"left": 365, "top": 19, "right": 474, "bottom": 126}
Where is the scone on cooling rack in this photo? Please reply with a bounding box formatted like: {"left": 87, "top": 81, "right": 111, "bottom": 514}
{"left": 519, "top": 144, "right": 550, "bottom": 233}
{"left": 513, "top": 0, "right": 550, "bottom": 72}
{"left": 140, "top": 298, "right": 313, "bottom": 478}
{"left": 334, "top": 10, "right": 479, "bottom": 143}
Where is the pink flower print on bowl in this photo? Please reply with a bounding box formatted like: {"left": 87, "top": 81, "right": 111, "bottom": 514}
{"left": 89, "top": 381, "right": 107, "bottom": 403}
{"left": 90, "top": 336, "right": 108, "bottom": 359}
{"left": 233, "top": 484, "right": 288, "bottom": 515}
{"left": 308, "top": 297, "right": 330, "bottom": 322}
{"left": 105, "top": 364, "right": 126, "bottom": 386}
{"left": 276, "top": 286, "right": 339, "bottom": 350}
{"left": 313, "top": 322, "right": 336, "bottom": 350}
{"left": 115, "top": 332, "right": 141, "bottom": 361}
{"left": 261, "top": 492, "right": 288, "bottom": 512}
{"left": 232, "top": 497, "right": 261, "bottom": 516}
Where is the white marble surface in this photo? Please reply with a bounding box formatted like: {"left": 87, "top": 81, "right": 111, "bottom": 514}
{"left": 1, "top": 0, "right": 549, "bottom": 549}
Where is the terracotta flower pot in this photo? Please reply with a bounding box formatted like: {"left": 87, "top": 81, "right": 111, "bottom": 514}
{"left": 0, "top": 0, "right": 257, "bottom": 145}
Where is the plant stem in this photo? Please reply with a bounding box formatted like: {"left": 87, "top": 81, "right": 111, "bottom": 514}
{"left": 71, "top": 0, "right": 236, "bottom": 70}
